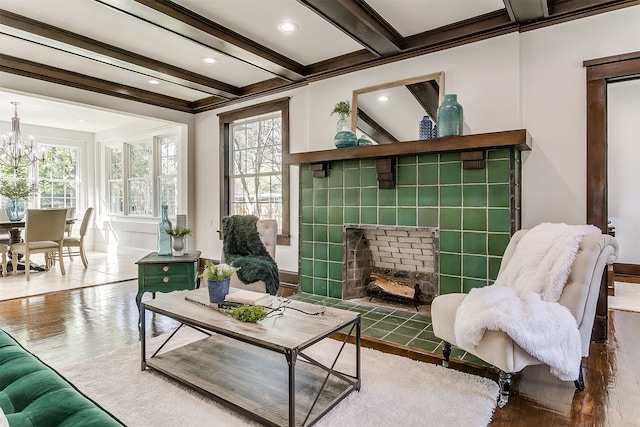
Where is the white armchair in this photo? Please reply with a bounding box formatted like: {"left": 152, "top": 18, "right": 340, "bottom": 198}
{"left": 432, "top": 228, "right": 618, "bottom": 408}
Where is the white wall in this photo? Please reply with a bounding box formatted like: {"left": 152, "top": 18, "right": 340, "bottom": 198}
{"left": 608, "top": 80, "right": 640, "bottom": 264}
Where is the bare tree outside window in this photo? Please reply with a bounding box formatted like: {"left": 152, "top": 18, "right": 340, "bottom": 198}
{"left": 219, "top": 97, "right": 290, "bottom": 245}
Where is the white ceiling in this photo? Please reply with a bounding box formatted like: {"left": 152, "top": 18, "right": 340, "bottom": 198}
{"left": 0, "top": 0, "right": 625, "bottom": 133}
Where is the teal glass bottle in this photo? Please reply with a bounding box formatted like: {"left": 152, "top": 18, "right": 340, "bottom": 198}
{"left": 157, "top": 204, "right": 172, "bottom": 256}
{"left": 437, "top": 94, "right": 463, "bottom": 137}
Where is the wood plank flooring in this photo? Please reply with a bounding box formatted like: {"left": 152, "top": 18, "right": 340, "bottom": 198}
{"left": 1, "top": 280, "right": 638, "bottom": 426}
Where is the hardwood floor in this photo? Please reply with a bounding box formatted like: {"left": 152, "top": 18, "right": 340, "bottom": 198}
{"left": 1, "top": 279, "right": 639, "bottom": 426}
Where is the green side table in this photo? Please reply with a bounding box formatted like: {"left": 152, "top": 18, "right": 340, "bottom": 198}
{"left": 135, "top": 251, "right": 201, "bottom": 317}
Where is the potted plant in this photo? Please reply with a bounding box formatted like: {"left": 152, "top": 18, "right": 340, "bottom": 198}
{"left": 200, "top": 260, "right": 240, "bottom": 303}
{"left": 0, "top": 178, "right": 39, "bottom": 222}
{"left": 330, "top": 100, "right": 357, "bottom": 148}
{"left": 165, "top": 226, "right": 192, "bottom": 256}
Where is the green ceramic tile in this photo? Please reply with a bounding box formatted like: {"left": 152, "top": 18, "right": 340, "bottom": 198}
{"left": 488, "top": 233, "right": 510, "bottom": 256}
{"left": 462, "top": 278, "right": 489, "bottom": 292}
{"left": 314, "top": 188, "right": 328, "bottom": 206}
{"left": 328, "top": 280, "right": 342, "bottom": 299}
{"left": 440, "top": 152, "right": 460, "bottom": 162}
{"left": 300, "top": 242, "right": 313, "bottom": 259}
{"left": 328, "top": 262, "right": 342, "bottom": 281}
{"left": 344, "top": 168, "right": 360, "bottom": 187}
{"left": 488, "top": 148, "right": 510, "bottom": 159}
{"left": 440, "top": 185, "right": 461, "bottom": 206}
{"left": 313, "top": 207, "right": 327, "bottom": 223}
{"left": 301, "top": 207, "right": 313, "bottom": 223}
{"left": 398, "top": 165, "right": 417, "bottom": 185}
{"left": 344, "top": 207, "right": 359, "bottom": 223}
{"left": 488, "top": 208, "right": 510, "bottom": 232}
{"left": 379, "top": 188, "right": 397, "bottom": 206}
{"left": 439, "top": 275, "right": 462, "bottom": 294}
{"left": 398, "top": 187, "right": 416, "bottom": 206}
{"left": 418, "top": 186, "right": 438, "bottom": 207}
{"left": 463, "top": 255, "right": 487, "bottom": 279}
{"left": 301, "top": 188, "right": 314, "bottom": 206}
{"left": 398, "top": 156, "right": 416, "bottom": 165}
{"left": 408, "top": 338, "right": 440, "bottom": 353}
{"left": 361, "top": 159, "right": 375, "bottom": 168}
{"left": 328, "top": 225, "right": 342, "bottom": 243}
{"left": 361, "top": 327, "right": 388, "bottom": 340}
{"left": 314, "top": 260, "right": 328, "bottom": 278}
{"left": 314, "top": 175, "right": 328, "bottom": 189}
{"left": 385, "top": 333, "right": 413, "bottom": 346}
{"left": 300, "top": 259, "right": 313, "bottom": 276}
{"left": 488, "top": 159, "right": 511, "bottom": 183}
{"left": 440, "top": 231, "right": 461, "bottom": 253}
{"left": 403, "top": 319, "right": 429, "bottom": 330}
{"left": 488, "top": 256, "right": 502, "bottom": 281}
{"left": 344, "top": 188, "right": 360, "bottom": 206}
{"left": 361, "top": 207, "right": 377, "bottom": 224}
{"left": 418, "top": 164, "right": 438, "bottom": 185}
{"left": 313, "top": 278, "right": 328, "bottom": 296}
{"left": 361, "top": 168, "right": 378, "bottom": 187}
{"left": 314, "top": 243, "right": 328, "bottom": 260}
{"left": 440, "top": 208, "right": 461, "bottom": 230}
{"left": 329, "top": 244, "right": 343, "bottom": 262}
{"left": 463, "top": 167, "right": 486, "bottom": 183}
{"left": 326, "top": 168, "right": 341, "bottom": 189}
{"left": 300, "top": 224, "right": 313, "bottom": 241}
{"left": 362, "top": 311, "right": 387, "bottom": 321}
{"left": 301, "top": 168, "right": 313, "bottom": 188}
{"left": 463, "top": 185, "right": 487, "bottom": 207}
{"left": 313, "top": 225, "right": 327, "bottom": 241}
{"left": 416, "top": 328, "right": 439, "bottom": 342}
{"left": 488, "top": 184, "right": 510, "bottom": 207}
{"left": 463, "top": 209, "right": 487, "bottom": 231}
{"left": 329, "top": 188, "right": 343, "bottom": 206}
{"left": 418, "top": 153, "right": 438, "bottom": 164}
{"left": 300, "top": 276, "right": 313, "bottom": 293}
{"left": 440, "top": 253, "right": 461, "bottom": 275}
{"left": 417, "top": 208, "right": 438, "bottom": 227}
{"left": 398, "top": 208, "right": 416, "bottom": 226}
{"left": 440, "top": 163, "right": 461, "bottom": 184}
{"left": 463, "top": 232, "right": 486, "bottom": 255}
{"left": 361, "top": 187, "right": 377, "bottom": 206}
{"left": 328, "top": 207, "right": 343, "bottom": 225}
{"left": 379, "top": 208, "right": 396, "bottom": 225}
{"left": 343, "top": 159, "right": 360, "bottom": 169}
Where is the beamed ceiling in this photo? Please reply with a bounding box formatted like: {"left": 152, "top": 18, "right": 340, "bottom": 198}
{"left": 0, "top": 0, "right": 638, "bottom": 117}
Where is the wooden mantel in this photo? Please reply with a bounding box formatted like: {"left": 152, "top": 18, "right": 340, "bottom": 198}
{"left": 285, "top": 129, "right": 531, "bottom": 165}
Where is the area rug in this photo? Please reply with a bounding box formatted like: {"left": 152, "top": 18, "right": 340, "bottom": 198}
{"left": 609, "top": 281, "right": 640, "bottom": 313}
{"left": 59, "top": 328, "right": 499, "bottom": 427}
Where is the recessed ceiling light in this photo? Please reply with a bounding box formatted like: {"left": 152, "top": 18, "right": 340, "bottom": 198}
{"left": 201, "top": 57, "right": 217, "bottom": 64}
{"left": 277, "top": 22, "right": 298, "bottom": 32}
{"left": 378, "top": 95, "right": 390, "bottom": 102}
{"left": 148, "top": 79, "right": 160, "bottom": 85}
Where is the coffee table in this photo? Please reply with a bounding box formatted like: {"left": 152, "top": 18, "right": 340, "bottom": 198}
{"left": 140, "top": 288, "right": 361, "bottom": 427}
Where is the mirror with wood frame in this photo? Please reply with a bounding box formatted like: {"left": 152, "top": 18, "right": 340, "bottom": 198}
{"left": 351, "top": 72, "right": 445, "bottom": 144}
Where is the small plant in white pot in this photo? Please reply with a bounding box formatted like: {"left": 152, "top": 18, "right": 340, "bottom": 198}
{"left": 200, "top": 260, "right": 239, "bottom": 303}
{"left": 165, "top": 226, "right": 192, "bottom": 256}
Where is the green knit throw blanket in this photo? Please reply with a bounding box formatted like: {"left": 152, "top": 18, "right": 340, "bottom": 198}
{"left": 222, "top": 215, "right": 280, "bottom": 295}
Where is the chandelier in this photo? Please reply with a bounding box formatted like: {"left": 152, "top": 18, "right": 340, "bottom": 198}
{"left": 0, "top": 101, "right": 44, "bottom": 170}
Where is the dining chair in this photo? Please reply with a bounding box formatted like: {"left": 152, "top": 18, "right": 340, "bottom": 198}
{"left": 62, "top": 207, "right": 94, "bottom": 268}
{"left": 11, "top": 208, "right": 68, "bottom": 281}
{"left": 0, "top": 243, "right": 7, "bottom": 277}
{"left": 65, "top": 207, "right": 76, "bottom": 237}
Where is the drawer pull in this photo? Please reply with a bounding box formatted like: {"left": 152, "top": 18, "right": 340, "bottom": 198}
{"left": 163, "top": 277, "right": 169, "bottom": 283}
{"left": 163, "top": 266, "right": 169, "bottom": 272}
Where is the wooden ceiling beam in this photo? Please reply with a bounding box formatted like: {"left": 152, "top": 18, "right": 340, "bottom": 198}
{"left": 298, "top": 0, "right": 402, "bottom": 56}
{"left": 95, "top": 0, "right": 306, "bottom": 82}
{"left": 0, "top": 54, "right": 197, "bottom": 112}
{"left": 0, "top": 9, "right": 241, "bottom": 99}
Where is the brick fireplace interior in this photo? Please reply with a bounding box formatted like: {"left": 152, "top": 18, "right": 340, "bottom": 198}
{"left": 297, "top": 148, "right": 521, "bottom": 300}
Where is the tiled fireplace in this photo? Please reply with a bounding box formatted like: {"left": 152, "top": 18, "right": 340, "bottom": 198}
{"left": 298, "top": 147, "right": 521, "bottom": 300}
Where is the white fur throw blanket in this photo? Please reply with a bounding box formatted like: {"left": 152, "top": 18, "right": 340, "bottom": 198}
{"left": 454, "top": 223, "right": 601, "bottom": 380}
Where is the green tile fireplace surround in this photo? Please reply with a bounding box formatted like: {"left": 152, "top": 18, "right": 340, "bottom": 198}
{"left": 290, "top": 130, "right": 530, "bottom": 299}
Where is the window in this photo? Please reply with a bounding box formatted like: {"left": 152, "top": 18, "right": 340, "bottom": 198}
{"left": 106, "top": 134, "right": 178, "bottom": 217}
{"left": 219, "top": 98, "right": 290, "bottom": 245}
{"left": 38, "top": 145, "right": 79, "bottom": 209}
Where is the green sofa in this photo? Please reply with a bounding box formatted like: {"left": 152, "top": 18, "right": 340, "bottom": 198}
{"left": 0, "top": 329, "right": 123, "bottom": 426}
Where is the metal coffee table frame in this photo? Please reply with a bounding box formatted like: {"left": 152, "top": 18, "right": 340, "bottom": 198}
{"left": 140, "top": 290, "right": 361, "bottom": 427}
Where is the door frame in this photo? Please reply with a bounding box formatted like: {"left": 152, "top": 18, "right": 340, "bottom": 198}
{"left": 584, "top": 51, "right": 640, "bottom": 342}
